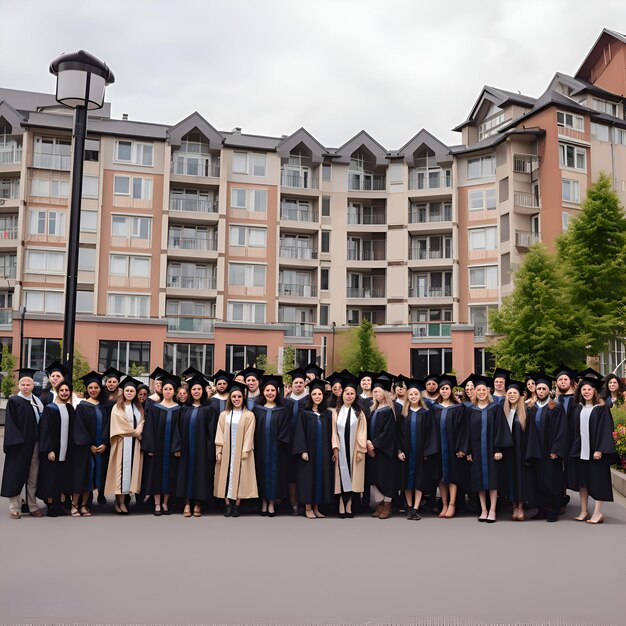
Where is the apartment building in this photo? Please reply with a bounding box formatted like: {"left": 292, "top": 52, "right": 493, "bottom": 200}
{"left": 1, "top": 27, "right": 625, "bottom": 378}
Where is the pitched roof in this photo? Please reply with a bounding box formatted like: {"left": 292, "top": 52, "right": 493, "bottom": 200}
{"left": 0, "top": 100, "right": 26, "bottom": 134}
{"left": 576, "top": 28, "right": 626, "bottom": 81}
{"left": 334, "top": 130, "right": 388, "bottom": 165}
{"left": 396, "top": 128, "right": 451, "bottom": 164}
{"left": 168, "top": 112, "right": 223, "bottom": 150}
{"left": 276, "top": 127, "right": 327, "bottom": 162}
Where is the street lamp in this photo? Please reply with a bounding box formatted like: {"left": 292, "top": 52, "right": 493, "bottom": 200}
{"left": 49, "top": 50, "right": 114, "bottom": 383}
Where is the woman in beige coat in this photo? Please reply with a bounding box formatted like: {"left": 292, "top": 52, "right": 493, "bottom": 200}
{"left": 331, "top": 378, "right": 367, "bottom": 518}
{"left": 214, "top": 381, "right": 257, "bottom": 517}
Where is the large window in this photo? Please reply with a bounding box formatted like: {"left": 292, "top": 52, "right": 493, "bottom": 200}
{"left": 469, "top": 265, "right": 498, "bottom": 289}
{"left": 99, "top": 340, "right": 151, "bottom": 373}
{"left": 590, "top": 98, "right": 617, "bottom": 116}
{"left": 470, "top": 305, "right": 498, "bottom": 338}
{"left": 227, "top": 301, "right": 265, "bottom": 324}
{"left": 409, "top": 201, "right": 452, "bottom": 223}
{"left": 107, "top": 294, "right": 150, "bottom": 318}
{"left": 468, "top": 188, "right": 496, "bottom": 210}
{"left": 26, "top": 249, "right": 65, "bottom": 273}
{"left": 225, "top": 344, "right": 267, "bottom": 372}
{"left": 410, "top": 348, "right": 452, "bottom": 379}
{"left": 229, "top": 225, "right": 266, "bottom": 247}
{"left": 29, "top": 210, "right": 66, "bottom": 236}
{"left": 82, "top": 175, "right": 99, "bottom": 198}
{"left": 114, "top": 175, "right": 153, "bottom": 200}
{"left": 76, "top": 290, "right": 94, "bottom": 313}
{"left": 557, "top": 111, "right": 584, "bottom": 131}
{"left": 164, "top": 343, "right": 214, "bottom": 376}
{"left": 228, "top": 263, "right": 266, "bottom": 287}
{"left": 478, "top": 112, "right": 505, "bottom": 141}
{"left": 467, "top": 155, "right": 495, "bottom": 179}
{"left": 30, "top": 178, "right": 69, "bottom": 197}
{"left": 562, "top": 178, "right": 580, "bottom": 203}
{"left": 167, "top": 262, "right": 215, "bottom": 290}
{"left": 115, "top": 140, "right": 153, "bottom": 166}
{"left": 112, "top": 215, "right": 152, "bottom": 241}
{"left": 110, "top": 254, "right": 151, "bottom": 278}
{"left": 23, "top": 338, "right": 61, "bottom": 370}
{"left": 78, "top": 247, "right": 96, "bottom": 271}
{"left": 23, "top": 289, "right": 63, "bottom": 314}
{"left": 230, "top": 188, "right": 267, "bottom": 212}
{"left": 468, "top": 226, "right": 498, "bottom": 250}
{"left": 591, "top": 123, "right": 610, "bottom": 141}
{"left": 233, "top": 151, "right": 266, "bottom": 176}
{"left": 559, "top": 144, "right": 586, "bottom": 171}
{"left": 0, "top": 254, "right": 16, "bottom": 279}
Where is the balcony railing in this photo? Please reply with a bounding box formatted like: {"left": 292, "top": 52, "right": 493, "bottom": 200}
{"left": 411, "top": 322, "right": 452, "bottom": 338}
{"left": 0, "top": 227, "right": 18, "bottom": 240}
{"left": 347, "top": 212, "right": 386, "bottom": 225}
{"left": 409, "top": 286, "right": 452, "bottom": 298}
{"left": 283, "top": 322, "right": 315, "bottom": 338}
{"left": 408, "top": 170, "right": 452, "bottom": 190}
{"left": 280, "top": 171, "right": 318, "bottom": 189}
{"left": 0, "top": 308, "right": 13, "bottom": 324}
{"left": 409, "top": 248, "right": 452, "bottom": 261}
{"left": 348, "top": 174, "right": 386, "bottom": 192}
{"left": 168, "top": 235, "right": 217, "bottom": 251}
{"left": 279, "top": 245, "right": 317, "bottom": 260}
{"left": 347, "top": 248, "right": 385, "bottom": 261}
{"left": 32, "top": 152, "right": 71, "bottom": 171}
{"left": 280, "top": 206, "right": 319, "bottom": 222}
{"left": 0, "top": 181, "right": 20, "bottom": 199}
{"left": 514, "top": 192, "right": 540, "bottom": 209}
{"left": 171, "top": 156, "right": 220, "bottom": 177}
{"left": 346, "top": 287, "right": 385, "bottom": 298}
{"left": 0, "top": 266, "right": 16, "bottom": 279}
{"left": 0, "top": 144, "right": 22, "bottom": 165}
{"left": 279, "top": 283, "right": 317, "bottom": 297}
{"left": 408, "top": 207, "right": 453, "bottom": 224}
{"left": 169, "top": 197, "right": 218, "bottom": 213}
{"left": 513, "top": 153, "right": 540, "bottom": 174}
{"left": 167, "top": 316, "right": 215, "bottom": 333}
{"left": 166, "top": 275, "right": 216, "bottom": 290}
{"left": 515, "top": 230, "right": 541, "bottom": 247}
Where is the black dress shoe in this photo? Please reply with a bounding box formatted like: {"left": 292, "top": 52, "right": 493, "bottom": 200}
{"left": 224, "top": 504, "right": 232, "bottom": 517}
{"left": 260, "top": 510, "right": 268, "bottom": 517}
{"left": 232, "top": 505, "right": 240, "bottom": 518}
{"left": 531, "top": 510, "right": 547, "bottom": 520}
{"left": 267, "top": 510, "right": 276, "bottom": 517}
{"left": 346, "top": 512, "right": 354, "bottom": 518}
{"left": 97, "top": 493, "right": 107, "bottom": 505}
{"left": 338, "top": 512, "right": 346, "bottom": 519}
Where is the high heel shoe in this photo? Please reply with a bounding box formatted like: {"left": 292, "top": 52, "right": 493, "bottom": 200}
{"left": 183, "top": 504, "right": 192, "bottom": 518}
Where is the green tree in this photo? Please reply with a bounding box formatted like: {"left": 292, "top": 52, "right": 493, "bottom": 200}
{"left": 254, "top": 353, "right": 278, "bottom": 375}
{"left": 489, "top": 244, "right": 587, "bottom": 377}
{"left": 556, "top": 172, "right": 626, "bottom": 353}
{"left": 128, "top": 362, "right": 145, "bottom": 377}
{"left": 1, "top": 344, "right": 16, "bottom": 398}
{"left": 282, "top": 345, "right": 295, "bottom": 383}
{"left": 339, "top": 318, "right": 387, "bottom": 374}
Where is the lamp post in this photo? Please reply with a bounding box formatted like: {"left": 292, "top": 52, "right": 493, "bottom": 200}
{"left": 49, "top": 50, "right": 114, "bottom": 383}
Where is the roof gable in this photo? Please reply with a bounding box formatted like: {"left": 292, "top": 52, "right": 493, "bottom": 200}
{"left": 335, "top": 130, "right": 388, "bottom": 165}
{"left": 0, "top": 101, "right": 26, "bottom": 134}
{"left": 168, "top": 112, "right": 223, "bottom": 150}
{"left": 277, "top": 127, "right": 326, "bottom": 163}
{"left": 576, "top": 28, "right": 626, "bottom": 82}
{"left": 398, "top": 129, "right": 451, "bottom": 165}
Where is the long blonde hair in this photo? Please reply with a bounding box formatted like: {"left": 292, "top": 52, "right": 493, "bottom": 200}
{"left": 503, "top": 396, "right": 526, "bottom": 431}
{"left": 372, "top": 388, "right": 394, "bottom": 412}
{"left": 401, "top": 390, "right": 427, "bottom": 416}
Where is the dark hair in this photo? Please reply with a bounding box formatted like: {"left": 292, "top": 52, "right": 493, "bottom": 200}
{"left": 303, "top": 390, "right": 327, "bottom": 412}
{"left": 187, "top": 381, "right": 207, "bottom": 406}
{"left": 115, "top": 387, "right": 144, "bottom": 420}
{"left": 338, "top": 388, "right": 364, "bottom": 415}
{"left": 599, "top": 373, "right": 626, "bottom": 401}
{"left": 573, "top": 382, "right": 600, "bottom": 406}
{"left": 225, "top": 386, "right": 247, "bottom": 412}
{"left": 55, "top": 381, "right": 73, "bottom": 401}
{"left": 257, "top": 384, "right": 283, "bottom": 407}
{"left": 436, "top": 383, "right": 460, "bottom": 405}
{"left": 84, "top": 379, "right": 103, "bottom": 402}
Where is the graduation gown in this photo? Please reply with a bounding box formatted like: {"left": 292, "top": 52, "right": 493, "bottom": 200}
{"left": 292, "top": 408, "right": 334, "bottom": 505}
{"left": 568, "top": 404, "right": 617, "bottom": 501}
{"left": 526, "top": 402, "right": 569, "bottom": 497}
{"left": 365, "top": 405, "right": 398, "bottom": 498}
{"left": 359, "top": 395, "right": 373, "bottom": 419}
{"left": 331, "top": 406, "right": 368, "bottom": 494}
{"left": 397, "top": 407, "right": 439, "bottom": 492}
{"left": 209, "top": 395, "right": 228, "bottom": 415}
{"left": 253, "top": 405, "right": 292, "bottom": 500}
{"left": 71, "top": 400, "right": 111, "bottom": 493}
{"left": 172, "top": 403, "right": 218, "bottom": 501}
{"left": 214, "top": 409, "right": 258, "bottom": 499}
{"left": 104, "top": 403, "right": 144, "bottom": 495}
{"left": 284, "top": 395, "right": 308, "bottom": 481}
{"left": 141, "top": 403, "right": 181, "bottom": 495}
{"left": 466, "top": 402, "right": 513, "bottom": 492}
{"left": 430, "top": 403, "right": 470, "bottom": 487}
{"left": 37, "top": 402, "right": 74, "bottom": 500}
{"left": 1, "top": 396, "right": 40, "bottom": 498}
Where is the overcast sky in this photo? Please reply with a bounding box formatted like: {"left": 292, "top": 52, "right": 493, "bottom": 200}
{"left": 3, "top": 0, "right": 625, "bottom": 148}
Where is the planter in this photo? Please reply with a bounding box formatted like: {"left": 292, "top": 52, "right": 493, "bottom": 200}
{"left": 611, "top": 466, "right": 626, "bottom": 498}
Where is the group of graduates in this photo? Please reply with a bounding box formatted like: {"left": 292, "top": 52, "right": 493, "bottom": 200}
{"left": 0, "top": 359, "right": 619, "bottom": 524}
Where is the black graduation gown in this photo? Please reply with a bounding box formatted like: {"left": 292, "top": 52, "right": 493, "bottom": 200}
{"left": 430, "top": 403, "right": 470, "bottom": 487}
{"left": 141, "top": 403, "right": 181, "bottom": 495}
{"left": 37, "top": 402, "right": 75, "bottom": 500}
{"left": 567, "top": 404, "right": 617, "bottom": 501}
{"left": 172, "top": 404, "right": 218, "bottom": 502}
{"left": 253, "top": 405, "right": 292, "bottom": 500}
{"left": 209, "top": 396, "right": 228, "bottom": 415}
{"left": 245, "top": 395, "right": 261, "bottom": 411}
{"left": 360, "top": 395, "right": 373, "bottom": 419}
{"left": 366, "top": 406, "right": 397, "bottom": 498}
{"left": 0, "top": 396, "right": 40, "bottom": 498}
{"left": 466, "top": 402, "right": 513, "bottom": 492}
{"left": 500, "top": 408, "right": 540, "bottom": 503}
{"left": 71, "top": 400, "right": 111, "bottom": 493}
{"left": 284, "top": 395, "right": 308, "bottom": 481}
{"left": 397, "top": 407, "right": 439, "bottom": 492}
{"left": 526, "top": 402, "right": 569, "bottom": 497}
{"left": 292, "top": 408, "right": 334, "bottom": 505}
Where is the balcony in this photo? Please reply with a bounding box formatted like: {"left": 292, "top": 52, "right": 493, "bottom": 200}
{"left": 167, "top": 316, "right": 215, "bottom": 334}
{"left": 280, "top": 206, "right": 319, "bottom": 222}
{"left": 515, "top": 230, "right": 541, "bottom": 248}
{"left": 0, "top": 227, "right": 18, "bottom": 242}
{"left": 347, "top": 211, "right": 386, "bottom": 225}
{"left": 348, "top": 173, "right": 386, "bottom": 192}
{"left": 167, "top": 235, "right": 217, "bottom": 251}
{"left": 0, "top": 140, "right": 22, "bottom": 165}
{"left": 283, "top": 322, "right": 315, "bottom": 338}
{"left": 409, "top": 286, "right": 452, "bottom": 298}
{"left": 166, "top": 275, "right": 216, "bottom": 290}
{"left": 514, "top": 191, "right": 540, "bottom": 213}
{"left": 0, "top": 308, "right": 12, "bottom": 325}
{"left": 32, "top": 152, "right": 71, "bottom": 171}
{"left": 171, "top": 155, "right": 220, "bottom": 178}
{"left": 279, "top": 245, "right": 317, "bottom": 260}
{"left": 346, "top": 287, "right": 385, "bottom": 298}
{"left": 513, "top": 153, "right": 540, "bottom": 174}
{"left": 409, "top": 248, "right": 452, "bottom": 262}
{"left": 408, "top": 170, "right": 452, "bottom": 191}
{"left": 169, "top": 197, "right": 218, "bottom": 214}
{"left": 347, "top": 248, "right": 385, "bottom": 262}
{"left": 279, "top": 283, "right": 317, "bottom": 297}
{"left": 411, "top": 322, "right": 452, "bottom": 338}
{"left": 280, "top": 171, "right": 318, "bottom": 190}
{"left": 0, "top": 180, "right": 20, "bottom": 200}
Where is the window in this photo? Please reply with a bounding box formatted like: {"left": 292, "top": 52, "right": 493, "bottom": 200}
{"left": 614, "top": 128, "right": 626, "bottom": 146}
{"left": 591, "top": 123, "right": 610, "bottom": 141}
{"left": 82, "top": 175, "right": 99, "bottom": 198}
{"left": 85, "top": 139, "right": 100, "bottom": 162}
{"left": 467, "top": 155, "right": 495, "bottom": 179}
{"left": 76, "top": 290, "right": 94, "bottom": 313}
{"left": 229, "top": 225, "right": 267, "bottom": 247}
{"left": 322, "top": 164, "right": 332, "bottom": 181}
{"left": 321, "top": 196, "right": 330, "bottom": 217}
{"left": 319, "top": 304, "right": 329, "bottom": 326}
{"left": 115, "top": 140, "right": 153, "bottom": 166}
{"left": 478, "top": 111, "right": 505, "bottom": 141}
{"left": 321, "top": 231, "right": 330, "bottom": 253}
{"left": 410, "top": 348, "right": 452, "bottom": 379}
{"left": 164, "top": 343, "right": 214, "bottom": 376}
{"left": 114, "top": 175, "right": 130, "bottom": 195}
{"left": 24, "top": 289, "right": 63, "bottom": 313}
{"left": 26, "top": 249, "right": 65, "bottom": 273}
{"left": 0, "top": 254, "right": 16, "bottom": 278}
{"left": 233, "top": 152, "right": 248, "bottom": 174}
{"left": 23, "top": 338, "right": 61, "bottom": 370}
{"left": 409, "top": 201, "right": 452, "bottom": 223}
{"left": 167, "top": 262, "right": 215, "bottom": 289}
{"left": 107, "top": 294, "right": 150, "bottom": 318}
{"left": 591, "top": 98, "right": 617, "bottom": 117}
{"left": 468, "top": 188, "right": 496, "bottom": 210}
{"left": 114, "top": 175, "right": 153, "bottom": 200}
{"left": 233, "top": 152, "right": 266, "bottom": 176}
{"left": 30, "top": 178, "right": 69, "bottom": 197}
{"left": 78, "top": 247, "right": 96, "bottom": 271}
{"left": 562, "top": 179, "right": 580, "bottom": 203}
{"left": 557, "top": 111, "right": 584, "bottom": 131}
{"left": 230, "top": 188, "right": 267, "bottom": 212}
{"left": 81, "top": 210, "right": 98, "bottom": 232}
{"left": 29, "top": 210, "right": 66, "bottom": 236}
{"left": 469, "top": 226, "right": 498, "bottom": 250}
{"left": 559, "top": 144, "right": 586, "bottom": 171}
{"left": 562, "top": 212, "right": 571, "bottom": 232}
{"left": 320, "top": 268, "right": 329, "bottom": 291}
{"left": 228, "top": 263, "right": 266, "bottom": 287}
{"left": 225, "top": 344, "right": 267, "bottom": 372}
{"left": 470, "top": 305, "right": 498, "bottom": 338}
{"left": 227, "top": 301, "right": 266, "bottom": 324}
{"left": 99, "top": 340, "right": 151, "bottom": 373}
{"left": 110, "top": 254, "right": 151, "bottom": 278}
{"left": 469, "top": 265, "right": 498, "bottom": 289}
{"left": 112, "top": 215, "right": 152, "bottom": 240}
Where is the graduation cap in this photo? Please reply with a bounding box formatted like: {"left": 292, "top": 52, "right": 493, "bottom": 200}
{"left": 121, "top": 376, "right": 143, "bottom": 389}
{"left": 578, "top": 367, "right": 604, "bottom": 381}
{"left": 376, "top": 370, "right": 395, "bottom": 381}
{"left": 180, "top": 366, "right": 204, "bottom": 381}
{"left": 14, "top": 367, "right": 39, "bottom": 380}
{"left": 187, "top": 374, "right": 209, "bottom": 390}
{"left": 287, "top": 367, "right": 307, "bottom": 382}
{"left": 227, "top": 380, "right": 248, "bottom": 396}
{"left": 45, "top": 360, "right": 66, "bottom": 377}
{"left": 469, "top": 374, "right": 494, "bottom": 389}
{"left": 424, "top": 372, "right": 440, "bottom": 384}
{"left": 553, "top": 364, "right": 577, "bottom": 381}
{"left": 161, "top": 374, "right": 182, "bottom": 390}
{"left": 338, "top": 368, "right": 354, "bottom": 377}
{"left": 326, "top": 372, "right": 345, "bottom": 387}
{"left": 102, "top": 366, "right": 124, "bottom": 381}
{"left": 80, "top": 370, "right": 103, "bottom": 387}
{"left": 492, "top": 367, "right": 512, "bottom": 381}
{"left": 406, "top": 378, "right": 425, "bottom": 391}
{"left": 438, "top": 374, "right": 458, "bottom": 389}
{"left": 149, "top": 366, "right": 169, "bottom": 381}
{"left": 578, "top": 376, "right": 603, "bottom": 391}
{"left": 212, "top": 369, "right": 234, "bottom": 383}
{"left": 524, "top": 372, "right": 538, "bottom": 383}
{"left": 240, "top": 366, "right": 265, "bottom": 381}
{"left": 393, "top": 374, "right": 410, "bottom": 388}
{"left": 534, "top": 372, "right": 554, "bottom": 387}
{"left": 303, "top": 362, "right": 324, "bottom": 378}
{"left": 260, "top": 374, "right": 283, "bottom": 390}
{"left": 306, "top": 378, "right": 328, "bottom": 393}
{"left": 341, "top": 375, "right": 360, "bottom": 391}
{"left": 459, "top": 374, "right": 476, "bottom": 388}
{"left": 358, "top": 370, "right": 376, "bottom": 382}
{"left": 505, "top": 379, "right": 526, "bottom": 393}
{"left": 372, "top": 376, "right": 393, "bottom": 391}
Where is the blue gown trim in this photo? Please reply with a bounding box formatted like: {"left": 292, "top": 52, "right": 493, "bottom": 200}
{"left": 187, "top": 407, "right": 199, "bottom": 499}
{"left": 440, "top": 407, "right": 449, "bottom": 484}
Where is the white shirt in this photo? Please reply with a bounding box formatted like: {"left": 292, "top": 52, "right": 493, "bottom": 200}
{"left": 579, "top": 405, "right": 594, "bottom": 461}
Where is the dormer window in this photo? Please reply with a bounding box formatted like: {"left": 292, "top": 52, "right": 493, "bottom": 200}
{"left": 478, "top": 110, "right": 505, "bottom": 141}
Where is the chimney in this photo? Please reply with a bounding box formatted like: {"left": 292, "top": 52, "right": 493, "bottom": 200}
{"left": 232, "top": 127, "right": 241, "bottom": 134}
{"left": 122, "top": 113, "right": 128, "bottom": 120}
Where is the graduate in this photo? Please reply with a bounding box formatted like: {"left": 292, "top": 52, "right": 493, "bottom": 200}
{"left": 461, "top": 374, "right": 476, "bottom": 406}
{"left": 303, "top": 362, "right": 324, "bottom": 382}
{"left": 176, "top": 384, "right": 189, "bottom": 406}
{"left": 172, "top": 375, "right": 218, "bottom": 517}
{"left": 331, "top": 377, "right": 367, "bottom": 518}
{"left": 141, "top": 374, "right": 181, "bottom": 515}
{"left": 600, "top": 373, "right": 626, "bottom": 408}
{"left": 1, "top": 368, "right": 45, "bottom": 519}
{"left": 40, "top": 361, "right": 66, "bottom": 406}
{"left": 37, "top": 381, "right": 74, "bottom": 517}
{"left": 292, "top": 378, "right": 334, "bottom": 518}
{"left": 397, "top": 379, "right": 438, "bottom": 520}
{"left": 137, "top": 384, "right": 150, "bottom": 408}
{"left": 358, "top": 371, "right": 374, "bottom": 415}
{"left": 393, "top": 375, "right": 409, "bottom": 415}
{"left": 71, "top": 371, "right": 111, "bottom": 515}
{"left": 524, "top": 374, "right": 537, "bottom": 406}
{"left": 492, "top": 368, "right": 511, "bottom": 405}
{"left": 568, "top": 377, "right": 618, "bottom": 525}
{"left": 148, "top": 367, "right": 167, "bottom": 404}
{"left": 241, "top": 366, "right": 264, "bottom": 410}
{"left": 526, "top": 373, "right": 569, "bottom": 522}
{"left": 466, "top": 375, "right": 513, "bottom": 523}
{"left": 367, "top": 376, "right": 398, "bottom": 519}
{"left": 102, "top": 366, "right": 124, "bottom": 408}
{"left": 214, "top": 381, "right": 257, "bottom": 517}
{"left": 430, "top": 374, "right": 469, "bottom": 519}
{"left": 422, "top": 373, "right": 440, "bottom": 407}
{"left": 326, "top": 372, "right": 344, "bottom": 410}
{"left": 253, "top": 375, "right": 292, "bottom": 516}
{"left": 105, "top": 376, "right": 145, "bottom": 514}
{"left": 209, "top": 369, "right": 233, "bottom": 415}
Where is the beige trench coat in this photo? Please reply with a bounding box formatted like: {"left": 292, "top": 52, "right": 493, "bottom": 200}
{"left": 331, "top": 407, "right": 367, "bottom": 494}
{"left": 214, "top": 409, "right": 258, "bottom": 499}
{"left": 104, "top": 403, "right": 144, "bottom": 495}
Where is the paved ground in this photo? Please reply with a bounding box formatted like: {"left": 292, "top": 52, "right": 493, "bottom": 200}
{"left": 0, "top": 430, "right": 624, "bottom": 626}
